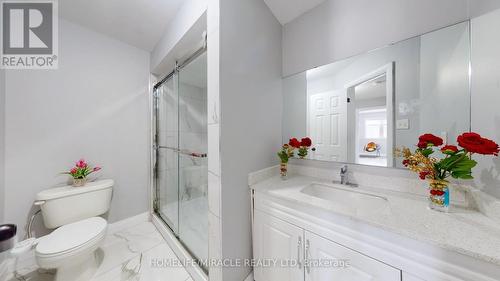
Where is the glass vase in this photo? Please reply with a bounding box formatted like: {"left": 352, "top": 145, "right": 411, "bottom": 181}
{"left": 280, "top": 162, "right": 288, "bottom": 180}
{"left": 428, "top": 179, "right": 450, "bottom": 212}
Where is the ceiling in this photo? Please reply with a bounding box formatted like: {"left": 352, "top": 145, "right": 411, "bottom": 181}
{"left": 263, "top": 0, "right": 327, "bottom": 25}
{"left": 59, "top": 0, "right": 184, "bottom": 51}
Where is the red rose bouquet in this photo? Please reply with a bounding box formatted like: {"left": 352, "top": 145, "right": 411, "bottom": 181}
{"left": 277, "top": 137, "right": 314, "bottom": 179}
{"left": 397, "top": 132, "right": 499, "bottom": 211}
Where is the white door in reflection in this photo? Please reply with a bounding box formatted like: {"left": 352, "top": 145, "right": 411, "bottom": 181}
{"left": 308, "top": 90, "right": 348, "bottom": 162}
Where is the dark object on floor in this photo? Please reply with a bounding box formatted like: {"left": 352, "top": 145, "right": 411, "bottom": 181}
{"left": 0, "top": 224, "right": 17, "bottom": 252}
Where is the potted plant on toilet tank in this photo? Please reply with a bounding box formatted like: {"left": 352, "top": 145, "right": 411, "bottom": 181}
{"left": 62, "top": 159, "right": 101, "bottom": 187}
{"left": 397, "top": 132, "right": 499, "bottom": 212}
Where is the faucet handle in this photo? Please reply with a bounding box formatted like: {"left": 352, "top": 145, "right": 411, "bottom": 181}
{"left": 340, "top": 165, "right": 348, "bottom": 174}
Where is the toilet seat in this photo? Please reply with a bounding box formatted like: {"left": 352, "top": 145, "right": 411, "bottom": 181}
{"left": 36, "top": 217, "right": 107, "bottom": 258}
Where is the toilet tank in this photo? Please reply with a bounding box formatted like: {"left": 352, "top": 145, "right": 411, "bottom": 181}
{"left": 36, "top": 179, "right": 114, "bottom": 229}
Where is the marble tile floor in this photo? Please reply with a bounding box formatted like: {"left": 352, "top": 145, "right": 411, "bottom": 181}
{"left": 1, "top": 221, "right": 194, "bottom": 281}
{"left": 160, "top": 196, "right": 208, "bottom": 262}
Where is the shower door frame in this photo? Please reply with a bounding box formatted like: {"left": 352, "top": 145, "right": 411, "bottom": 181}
{"left": 151, "top": 42, "right": 208, "bottom": 275}
{"left": 153, "top": 70, "right": 178, "bottom": 234}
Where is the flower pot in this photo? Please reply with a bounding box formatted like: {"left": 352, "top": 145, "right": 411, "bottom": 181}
{"left": 428, "top": 179, "right": 449, "bottom": 212}
{"left": 280, "top": 162, "right": 288, "bottom": 180}
{"left": 72, "top": 178, "right": 87, "bottom": 187}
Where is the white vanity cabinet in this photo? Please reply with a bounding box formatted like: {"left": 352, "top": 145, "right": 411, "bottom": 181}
{"left": 253, "top": 209, "right": 401, "bottom": 281}
{"left": 305, "top": 231, "right": 400, "bottom": 280}
{"left": 251, "top": 190, "right": 500, "bottom": 281}
{"left": 253, "top": 210, "right": 304, "bottom": 281}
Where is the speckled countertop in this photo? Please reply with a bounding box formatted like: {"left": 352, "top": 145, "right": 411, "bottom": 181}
{"left": 250, "top": 174, "right": 500, "bottom": 266}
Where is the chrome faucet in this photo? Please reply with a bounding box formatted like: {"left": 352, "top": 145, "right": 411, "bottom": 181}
{"left": 340, "top": 165, "right": 348, "bottom": 185}
{"left": 334, "top": 165, "right": 358, "bottom": 187}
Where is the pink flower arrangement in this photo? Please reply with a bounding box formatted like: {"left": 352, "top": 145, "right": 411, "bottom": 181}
{"left": 63, "top": 159, "right": 101, "bottom": 179}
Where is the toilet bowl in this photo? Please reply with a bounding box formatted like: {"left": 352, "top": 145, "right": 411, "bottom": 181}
{"left": 33, "top": 179, "right": 113, "bottom": 281}
{"left": 35, "top": 217, "right": 107, "bottom": 281}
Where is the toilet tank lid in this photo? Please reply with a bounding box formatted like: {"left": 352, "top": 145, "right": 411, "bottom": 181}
{"left": 36, "top": 179, "right": 114, "bottom": 201}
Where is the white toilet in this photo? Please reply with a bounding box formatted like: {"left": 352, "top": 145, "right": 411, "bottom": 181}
{"left": 34, "top": 179, "right": 113, "bottom": 281}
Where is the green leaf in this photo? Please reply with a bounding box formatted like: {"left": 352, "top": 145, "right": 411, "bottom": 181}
{"left": 277, "top": 151, "right": 288, "bottom": 163}
{"left": 453, "top": 158, "right": 477, "bottom": 171}
{"left": 439, "top": 154, "right": 460, "bottom": 168}
{"left": 451, "top": 170, "right": 474, "bottom": 179}
{"left": 421, "top": 148, "right": 434, "bottom": 157}
{"left": 442, "top": 150, "right": 457, "bottom": 156}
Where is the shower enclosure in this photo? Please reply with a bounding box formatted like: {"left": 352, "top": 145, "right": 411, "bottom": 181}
{"left": 153, "top": 48, "right": 208, "bottom": 268}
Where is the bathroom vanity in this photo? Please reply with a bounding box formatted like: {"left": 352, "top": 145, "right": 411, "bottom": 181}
{"left": 249, "top": 165, "right": 500, "bottom": 281}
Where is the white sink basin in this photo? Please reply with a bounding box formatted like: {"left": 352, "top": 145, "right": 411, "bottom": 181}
{"left": 300, "top": 183, "right": 390, "bottom": 216}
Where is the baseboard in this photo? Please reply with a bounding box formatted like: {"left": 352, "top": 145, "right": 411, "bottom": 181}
{"left": 107, "top": 211, "right": 150, "bottom": 234}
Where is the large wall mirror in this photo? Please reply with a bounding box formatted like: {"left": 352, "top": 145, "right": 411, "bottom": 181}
{"left": 283, "top": 21, "right": 471, "bottom": 168}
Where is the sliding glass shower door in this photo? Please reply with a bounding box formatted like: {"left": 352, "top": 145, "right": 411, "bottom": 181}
{"left": 154, "top": 51, "right": 208, "bottom": 265}
{"left": 156, "top": 75, "right": 179, "bottom": 234}
{"left": 178, "top": 52, "right": 208, "bottom": 262}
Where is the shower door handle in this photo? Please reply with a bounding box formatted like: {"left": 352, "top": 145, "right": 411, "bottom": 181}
{"left": 157, "top": 146, "right": 207, "bottom": 158}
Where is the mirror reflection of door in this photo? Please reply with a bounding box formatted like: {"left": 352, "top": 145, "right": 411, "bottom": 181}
{"left": 308, "top": 90, "right": 348, "bottom": 162}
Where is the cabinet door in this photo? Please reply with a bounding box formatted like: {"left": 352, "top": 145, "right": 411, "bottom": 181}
{"left": 305, "top": 231, "right": 401, "bottom": 281}
{"left": 253, "top": 210, "right": 304, "bottom": 281}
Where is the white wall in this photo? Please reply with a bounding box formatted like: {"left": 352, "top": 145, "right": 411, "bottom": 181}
{"left": 3, "top": 19, "right": 150, "bottom": 237}
{"left": 471, "top": 8, "right": 500, "bottom": 199}
{"left": 218, "top": 0, "right": 282, "bottom": 279}
{"left": 0, "top": 69, "right": 5, "bottom": 223}
{"left": 282, "top": 0, "right": 471, "bottom": 76}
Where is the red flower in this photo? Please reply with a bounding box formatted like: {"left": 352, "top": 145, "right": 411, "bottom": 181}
{"left": 76, "top": 159, "right": 87, "bottom": 168}
{"left": 441, "top": 145, "right": 459, "bottom": 154}
{"left": 417, "top": 141, "right": 428, "bottom": 149}
{"left": 418, "top": 134, "right": 443, "bottom": 147}
{"left": 70, "top": 168, "right": 77, "bottom": 174}
{"left": 289, "top": 138, "right": 301, "bottom": 148}
{"left": 430, "top": 190, "right": 445, "bottom": 196}
{"left": 419, "top": 171, "right": 430, "bottom": 180}
{"left": 300, "top": 137, "right": 312, "bottom": 147}
{"left": 457, "top": 132, "right": 500, "bottom": 156}
{"left": 402, "top": 159, "right": 409, "bottom": 167}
